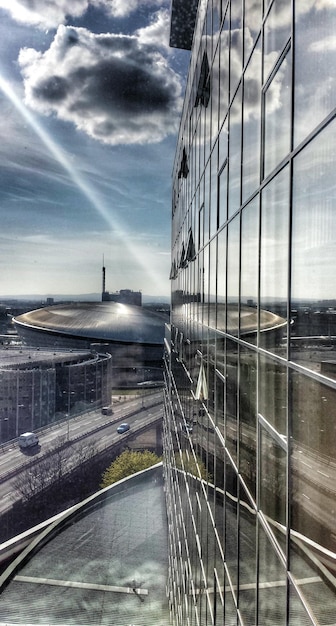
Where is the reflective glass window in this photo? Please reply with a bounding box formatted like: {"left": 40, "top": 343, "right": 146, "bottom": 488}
{"left": 216, "top": 227, "right": 226, "bottom": 314}
{"left": 218, "top": 159, "right": 227, "bottom": 229}
{"left": 244, "top": 2, "right": 261, "bottom": 63}
{"left": 219, "top": 11, "right": 230, "bottom": 127}
{"left": 260, "top": 427, "right": 287, "bottom": 528}
{"left": 291, "top": 121, "right": 336, "bottom": 373}
{"left": 263, "top": 0, "right": 291, "bottom": 81}
{"left": 240, "top": 197, "right": 258, "bottom": 344}
{"left": 225, "top": 465, "right": 238, "bottom": 589}
{"left": 258, "top": 525, "right": 287, "bottom": 625}
{"left": 263, "top": 51, "right": 291, "bottom": 178}
{"left": 227, "top": 216, "right": 240, "bottom": 336}
{"left": 230, "top": 2, "right": 243, "bottom": 97}
{"left": 225, "top": 339, "right": 238, "bottom": 463}
{"left": 228, "top": 84, "right": 242, "bottom": 217}
{"left": 242, "top": 41, "right": 261, "bottom": 203}
{"left": 239, "top": 347, "right": 257, "bottom": 498}
{"left": 260, "top": 165, "right": 289, "bottom": 354}
{"left": 259, "top": 354, "right": 287, "bottom": 436}
{"left": 290, "top": 371, "right": 336, "bottom": 623}
{"left": 238, "top": 495, "right": 257, "bottom": 625}
{"left": 210, "top": 156, "right": 218, "bottom": 238}
{"left": 294, "top": 1, "right": 336, "bottom": 146}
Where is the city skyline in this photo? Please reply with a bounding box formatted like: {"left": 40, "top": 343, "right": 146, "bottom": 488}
{"left": 0, "top": 0, "right": 189, "bottom": 298}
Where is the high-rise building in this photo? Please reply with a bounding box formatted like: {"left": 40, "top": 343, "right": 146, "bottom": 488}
{"left": 163, "top": 1, "right": 336, "bottom": 624}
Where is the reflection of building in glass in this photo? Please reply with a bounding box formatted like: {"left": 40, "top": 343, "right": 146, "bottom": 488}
{"left": 164, "top": 1, "right": 336, "bottom": 624}
{"left": 13, "top": 302, "right": 165, "bottom": 387}
{"left": 0, "top": 348, "right": 112, "bottom": 444}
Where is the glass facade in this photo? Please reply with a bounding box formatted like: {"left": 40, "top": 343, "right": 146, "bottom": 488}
{"left": 165, "top": 1, "right": 336, "bottom": 624}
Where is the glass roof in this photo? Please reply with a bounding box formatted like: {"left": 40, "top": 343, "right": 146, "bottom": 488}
{"left": 0, "top": 465, "right": 169, "bottom": 625}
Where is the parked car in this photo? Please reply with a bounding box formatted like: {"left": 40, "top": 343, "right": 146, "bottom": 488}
{"left": 117, "top": 423, "right": 130, "bottom": 434}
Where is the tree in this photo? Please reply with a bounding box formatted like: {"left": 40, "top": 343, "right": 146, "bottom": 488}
{"left": 175, "top": 451, "right": 211, "bottom": 482}
{"left": 100, "top": 449, "right": 161, "bottom": 488}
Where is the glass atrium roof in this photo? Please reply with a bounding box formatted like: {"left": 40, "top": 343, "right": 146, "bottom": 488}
{"left": 0, "top": 465, "right": 169, "bottom": 625}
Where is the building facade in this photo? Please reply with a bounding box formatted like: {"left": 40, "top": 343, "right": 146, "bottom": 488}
{"left": 164, "top": 1, "right": 336, "bottom": 625}
{"left": 0, "top": 348, "right": 112, "bottom": 444}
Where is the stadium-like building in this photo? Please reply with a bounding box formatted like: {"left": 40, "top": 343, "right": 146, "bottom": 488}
{"left": 13, "top": 302, "right": 166, "bottom": 387}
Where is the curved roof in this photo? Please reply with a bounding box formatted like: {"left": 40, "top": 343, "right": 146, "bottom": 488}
{"left": 14, "top": 302, "right": 166, "bottom": 346}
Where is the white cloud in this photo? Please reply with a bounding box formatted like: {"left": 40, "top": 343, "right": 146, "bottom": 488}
{"left": 0, "top": 0, "right": 168, "bottom": 29}
{"left": 135, "top": 9, "right": 170, "bottom": 49}
{"left": 0, "top": 0, "right": 89, "bottom": 29}
{"left": 18, "top": 25, "right": 183, "bottom": 145}
{"left": 99, "top": 0, "right": 166, "bottom": 19}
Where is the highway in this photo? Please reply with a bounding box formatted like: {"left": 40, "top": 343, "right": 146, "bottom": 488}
{"left": 0, "top": 391, "right": 164, "bottom": 516}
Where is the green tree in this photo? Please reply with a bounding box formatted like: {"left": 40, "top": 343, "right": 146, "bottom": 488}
{"left": 100, "top": 449, "right": 161, "bottom": 488}
{"left": 175, "top": 451, "right": 211, "bottom": 481}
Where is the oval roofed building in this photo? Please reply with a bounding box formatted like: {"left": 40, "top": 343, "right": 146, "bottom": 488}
{"left": 14, "top": 302, "right": 166, "bottom": 387}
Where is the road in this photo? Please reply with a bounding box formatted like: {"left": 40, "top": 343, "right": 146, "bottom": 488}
{"left": 0, "top": 391, "right": 163, "bottom": 515}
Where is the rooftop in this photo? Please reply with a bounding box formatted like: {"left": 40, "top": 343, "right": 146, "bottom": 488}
{"left": 0, "top": 464, "right": 169, "bottom": 625}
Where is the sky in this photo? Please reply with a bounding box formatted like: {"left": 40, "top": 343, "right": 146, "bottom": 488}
{"left": 0, "top": 0, "right": 190, "bottom": 298}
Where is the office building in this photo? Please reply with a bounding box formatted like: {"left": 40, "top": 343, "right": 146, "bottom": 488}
{"left": 163, "top": 1, "right": 336, "bottom": 624}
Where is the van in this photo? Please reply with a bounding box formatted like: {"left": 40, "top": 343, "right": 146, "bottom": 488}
{"left": 18, "top": 432, "right": 39, "bottom": 449}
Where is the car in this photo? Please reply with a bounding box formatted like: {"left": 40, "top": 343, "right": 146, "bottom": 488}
{"left": 101, "top": 406, "right": 113, "bottom": 415}
{"left": 117, "top": 423, "right": 130, "bottom": 434}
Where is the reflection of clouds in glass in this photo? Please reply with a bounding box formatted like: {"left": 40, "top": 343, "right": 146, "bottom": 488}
{"left": 292, "top": 121, "right": 336, "bottom": 299}
{"left": 294, "top": 1, "right": 336, "bottom": 146}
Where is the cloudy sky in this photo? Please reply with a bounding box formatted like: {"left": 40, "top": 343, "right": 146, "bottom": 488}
{"left": 0, "top": 0, "right": 189, "bottom": 298}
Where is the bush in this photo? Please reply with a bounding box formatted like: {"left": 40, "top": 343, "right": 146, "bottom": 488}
{"left": 100, "top": 449, "right": 161, "bottom": 488}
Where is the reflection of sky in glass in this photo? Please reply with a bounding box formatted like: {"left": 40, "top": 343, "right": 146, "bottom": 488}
{"left": 292, "top": 120, "right": 336, "bottom": 300}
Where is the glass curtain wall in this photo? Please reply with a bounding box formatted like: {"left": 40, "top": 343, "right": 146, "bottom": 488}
{"left": 165, "top": 0, "right": 336, "bottom": 624}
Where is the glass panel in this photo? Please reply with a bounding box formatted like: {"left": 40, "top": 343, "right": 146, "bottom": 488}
{"left": 212, "top": 45, "right": 220, "bottom": 145}
{"left": 218, "top": 161, "right": 227, "bottom": 229}
{"left": 260, "top": 427, "right": 287, "bottom": 529}
{"left": 230, "top": 1, "right": 243, "bottom": 97}
{"left": 239, "top": 347, "right": 257, "bottom": 498}
{"left": 217, "top": 227, "right": 226, "bottom": 334}
{"left": 238, "top": 493, "right": 257, "bottom": 626}
{"left": 294, "top": 1, "right": 336, "bottom": 146}
{"left": 291, "top": 120, "right": 336, "bottom": 375}
{"left": 263, "top": 0, "right": 291, "bottom": 81}
{"left": 258, "top": 525, "right": 287, "bottom": 625}
{"left": 242, "top": 41, "right": 261, "bottom": 202}
{"left": 290, "top": 372, "right": 336, "bottom": 624}
{"left": 225, "top": 339, "right": 238, "bottom": 463}
{"left": 225, "top": 464, "right": 238, "bottom": 589}
{"left": 244, "top": 2, "right": 262, "bottom": 63}
{"left": 264, "top": 51, "right": 291, "bottom": 178}
{"left": 240, "top": 197, "right": 258, "bottom": 344}
{"left": 219, "top": 11, "right": 230, "bottom": 127}
{"left": 210, "top": 156, "right": 218, "bottom": 238}
{"left": 227, "top": 216, "right": 240, "bottom": 336}
{"left": 259, "top": 354, "right": 287, "bottom": 436}
{"left": 260, "top": 165, "right": 289, "bottom": 354}
{"left": 228, "top": 85, "right": 242, "bottom": 217}
{"left": 218, "top": 118, "right": 228, "bottom": 170}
